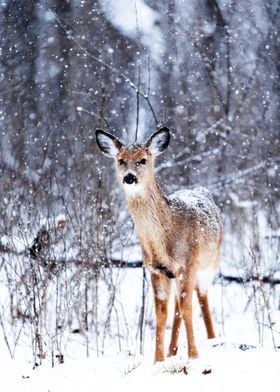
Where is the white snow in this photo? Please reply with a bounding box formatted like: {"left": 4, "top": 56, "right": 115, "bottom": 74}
{"left": 169, "top": 187, "right": 213, "bottom": 211}
{"left": 1, "top": 339, "right": 278, "bottom": 392}
{"left": 1, "top": 267, "right": 279, "bottom": 391}
{"left": 99, "top": 0, "right": 164, "bottom": 62}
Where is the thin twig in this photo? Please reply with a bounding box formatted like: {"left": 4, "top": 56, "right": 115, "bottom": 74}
{"left": 76, "top": 106, "right": 111, "bottom": 130}
{"left": 53, "top": 11, "right": 159, "bottom": 126}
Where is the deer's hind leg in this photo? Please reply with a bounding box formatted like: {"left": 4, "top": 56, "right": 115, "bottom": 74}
{"left": 196, "top": 288, "right": 215, "bottom": 339}
{"left": 151, "top": 272, "right": 171, "bottom": 363}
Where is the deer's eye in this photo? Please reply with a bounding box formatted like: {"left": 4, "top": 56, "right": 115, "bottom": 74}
{"left": 138, "top": 158, "right": 147, "bottom": 165}
{"left": 118, "top": 159, "right": 125, "bottom": 165}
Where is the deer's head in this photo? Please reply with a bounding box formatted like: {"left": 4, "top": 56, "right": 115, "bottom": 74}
{"left": 96, "top": 127, "right": 170, "bottom": 197}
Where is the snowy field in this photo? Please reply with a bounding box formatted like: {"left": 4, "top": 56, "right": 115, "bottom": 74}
{"left": 1, "top": 267, "right": 279, "bottom": 392}
{"left": 1, "top": 337, "right": 279, "bottom": 392}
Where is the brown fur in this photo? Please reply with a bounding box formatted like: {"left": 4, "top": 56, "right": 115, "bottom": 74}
{"left": 96, "top": 129, "right": 222, "bottom": 363}
{"left": 117, "top": 151, "right": 222, "bottom": 362}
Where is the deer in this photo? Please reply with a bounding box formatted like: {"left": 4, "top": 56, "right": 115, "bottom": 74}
{"left": 96, "top": 127, "right": 223, "bottom": 366}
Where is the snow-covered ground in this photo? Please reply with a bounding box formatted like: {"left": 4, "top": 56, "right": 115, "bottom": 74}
{"left": 1, "top": 338, "right": 279, "bottom": 392}
{"left": 1, "top": 240, "right": 279, "bottom": 391}
{"left": 1, "top": 268, "right": 279, "bottom": 391}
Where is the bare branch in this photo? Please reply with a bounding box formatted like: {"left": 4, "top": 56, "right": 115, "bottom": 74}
{"left": 53, "top": 11, "right": 159, "bottom": 126}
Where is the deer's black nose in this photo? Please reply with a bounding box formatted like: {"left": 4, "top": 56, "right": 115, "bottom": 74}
{"left": 123, "top": 173, "right": 138, "bottom": 184}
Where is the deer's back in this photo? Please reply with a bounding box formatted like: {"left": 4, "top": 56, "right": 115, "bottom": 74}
{"left": 168, "top": 187, "right": 221, "bottom": 227}
{"left": 168, "top": 187, "right": 221, "bottom": 236}
{"left": 166, "top": 186, "right": 222, "bottom": 267}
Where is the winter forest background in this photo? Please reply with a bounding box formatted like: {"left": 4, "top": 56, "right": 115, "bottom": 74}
{"left": 0, "top": 0, "right": 279, "bottom": 366}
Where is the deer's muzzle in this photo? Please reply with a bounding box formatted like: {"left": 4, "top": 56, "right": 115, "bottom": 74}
{"left": 123, "top": 173, "right": 138, "bottom": 185}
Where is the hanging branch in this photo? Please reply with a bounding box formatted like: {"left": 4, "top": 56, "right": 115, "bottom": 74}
{"left": 135, "top": 89, "right": 140, "bottom": 142}
{"left": 3, "top": 248, "right": 280, "bottom": 285}
{"left": 76, "top": 106, "right": 111, "bottom": 130}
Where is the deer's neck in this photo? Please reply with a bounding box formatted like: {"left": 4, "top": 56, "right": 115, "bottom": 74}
{"left": 126, "top": 180, "right": 171, "bottom": 258}
{"left": 127, "top": 180, "right": 167, "bottom": 217}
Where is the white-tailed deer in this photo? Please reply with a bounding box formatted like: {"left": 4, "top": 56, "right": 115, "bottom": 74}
{"left": 96, "top": 127, "right": 222, "bottom": 363}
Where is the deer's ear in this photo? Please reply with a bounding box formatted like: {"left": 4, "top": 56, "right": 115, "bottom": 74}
{"left": 96, "top": 130, "right": 123, "bottom": 157}
{"left": 145, "top": 127, "right": 170, "bottom": 156}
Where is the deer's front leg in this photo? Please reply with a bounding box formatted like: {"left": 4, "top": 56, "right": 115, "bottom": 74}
{"left": 151, "top": 272, "right": 171, "bottom": 363}
{"left": 167, "top": 295, "right": 182, "bottom": 357}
